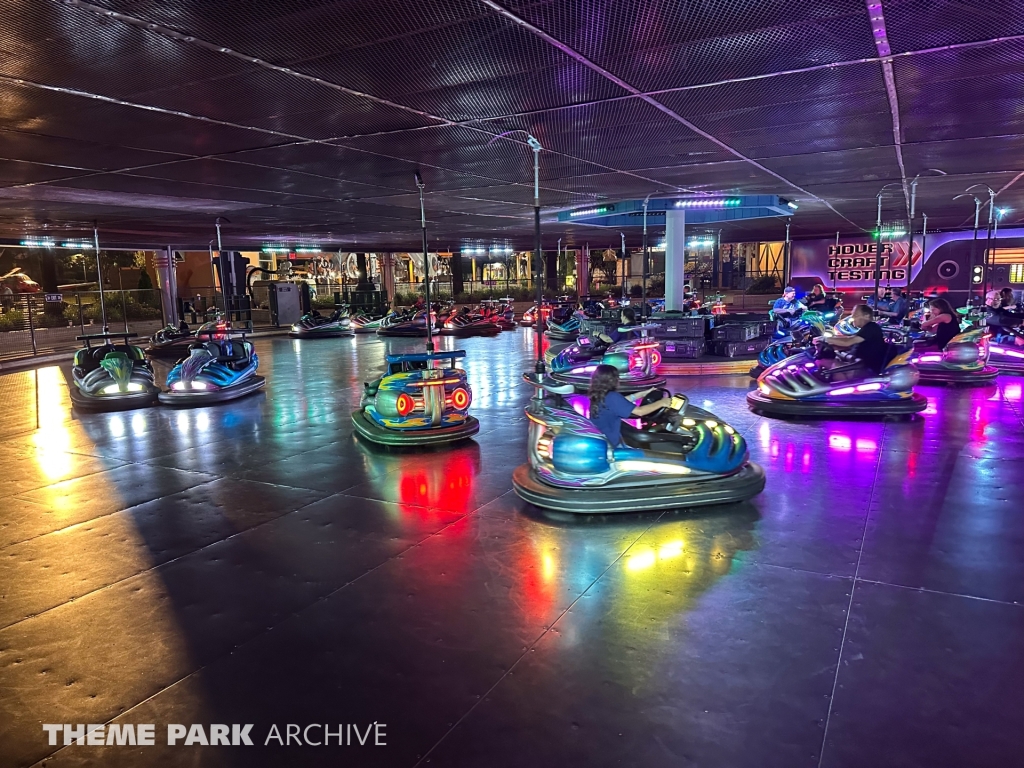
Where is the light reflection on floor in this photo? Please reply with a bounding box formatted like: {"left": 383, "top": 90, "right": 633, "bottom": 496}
{"left": 2, "top": 331, "right": 1024, "bottom": 767}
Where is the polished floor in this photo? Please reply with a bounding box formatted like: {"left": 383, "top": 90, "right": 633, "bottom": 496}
{"left": 1, "top": 330, "right": 1023, "bottom": 768}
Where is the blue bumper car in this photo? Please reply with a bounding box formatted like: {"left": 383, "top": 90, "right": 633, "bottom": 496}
{"left": 512, "top": 375, "right": 764, "bottom": 513}
{"left": 547, "top": 325, "right": 666, "bottom": 393}
{"left": 545, "top": 307, "right": 583, "bottom": 341}
{"left": 70, "top": 332, "right": 160, "bottom": 411}
{"left": 747, "top": 346, "right": 927, "bottom": 418}
{"left": 352, "top": 350, "right": 479, "bottom": 446}
{"left": 290, "top": 309, "right": 354, "bottom": 338}
{"left": 159, "top": 322, "right": 265, "bottom": 406}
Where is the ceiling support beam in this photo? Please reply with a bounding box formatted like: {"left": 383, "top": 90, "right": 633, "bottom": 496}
{"left": 866, "top": 0, "right": 910, "bottom": 216}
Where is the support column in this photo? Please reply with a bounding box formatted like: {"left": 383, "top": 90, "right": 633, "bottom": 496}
{"left": 665, "top": 209, "right": 686, "bottom": 311}
{"left": 155, "top": 247, "right": 178, "bottom": 327}
{"left": 381, "top": 254, "right": 396, "bottom": 306}
{"left": 575, "top": 250, "right": 587, "bottom": 293}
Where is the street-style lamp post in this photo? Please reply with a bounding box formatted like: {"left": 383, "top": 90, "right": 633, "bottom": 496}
{"left": 906, "top": 169, "right": 946, "bottom": 294}
{"left": 92, "top": 223, "right": 107, "bottom": 332}
{"left": 874, "top": 183, "right": 903, "bottom": 305}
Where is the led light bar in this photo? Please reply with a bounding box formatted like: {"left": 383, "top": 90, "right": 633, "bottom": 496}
{"left": 673, "top": 198, "right": 741, "bottom": 208}
{"left": 687, "top": 237, "right": 716, "bottom": 247}
{"left": 294, "top": 247, "right": 321, "bottom": 253}
{"left": 569, "top": 205, "right": 613, "bottom": 218}
{"left": 61, "top": 240, "right": 94, "bottom": 249}
{"left": 261, "top": 245, "right": 290, "bottom": 253}
{"left": 20, "top": 237, "right": 55, "bottom": 248}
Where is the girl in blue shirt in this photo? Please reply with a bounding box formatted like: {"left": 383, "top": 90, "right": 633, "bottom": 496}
{"left": 588, "top": 364, "right": 671, "bottom": 446}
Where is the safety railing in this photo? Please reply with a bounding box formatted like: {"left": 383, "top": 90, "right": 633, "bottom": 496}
{"left": 0, "top": 289, "right": 164, "bottom": 362}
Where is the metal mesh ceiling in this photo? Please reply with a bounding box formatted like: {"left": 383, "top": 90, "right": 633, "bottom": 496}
{"left": 0, "top": 0, "right": 1021, "bottom": 248}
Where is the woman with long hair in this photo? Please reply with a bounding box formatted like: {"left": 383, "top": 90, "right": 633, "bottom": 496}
{"left": 588, "top": 364, "right": 671, "bottom": 446}
{"left": 806, "top": 284, "right": 828, "bottom": 310}
{"left": 919, "top": 297, "right": 959, "bottom": 350}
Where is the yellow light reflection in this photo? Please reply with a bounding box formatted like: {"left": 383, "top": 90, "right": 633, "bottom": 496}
{"left": 658, "top": 540, "right": 684, "bottom": 559}
{"left": 626, "top": 549, "right": 657, "bottom": 571}
{"left": 33, "top": 368, "right": 72, "bottom": 480}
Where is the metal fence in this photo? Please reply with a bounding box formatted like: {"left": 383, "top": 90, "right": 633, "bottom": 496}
{"left": 0, "top": 289, "right": 165, "bottom": 361}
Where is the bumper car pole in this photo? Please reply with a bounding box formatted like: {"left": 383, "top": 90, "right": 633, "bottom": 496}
{"left": 528, "top": 134, "right": 545, "bottom": 375}
{"left": 642, "top": 194, "right": 650, "bottom": 319}
{"left": 415, "top": 170, "right": 433, "bottom": 353}
{"left": 92, "top": 224, "right": 107, "bottom": 333}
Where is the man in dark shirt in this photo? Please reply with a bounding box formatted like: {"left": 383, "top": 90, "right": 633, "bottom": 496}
{"left": 818, "top": 305, "right": 888, "bottom": 374}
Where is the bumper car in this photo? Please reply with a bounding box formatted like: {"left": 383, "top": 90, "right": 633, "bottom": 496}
{"left": 493, "top": 298, "right": 517, "bottom": 330}
{"left": 159, "top": 322, "right": 265, "bottom": 406}
{"left": 512, "top": 375, "right": 765, "bottom": 513}
{"left": 376, "top": 309, "right": 431, "bottom": 337}
{"left": 749, "top": 311, "right": 830, "bottom": 378}
{"left": 545, "top": 312, "right": 583, "bottom": 341}
{"left": 289, "top": 309, "right": 354, "bottom": 338}
{"left": 747, "top": 345, "right": 927, "bottom": 419}
{"left": 440, "top": 308, "right": 502, "bottom": 336}
{"left": 352, "top": 350, "right": 479, "bottom": 446}
{"left": 145, "top": 324, "right": 196, "bottom": 357}
{"left": 986, "top": 326, "right": 1024, "bottom": 374}
{"left": 69, "top": 332, "right": 160, "bottom": 411}
{"left": 908, "top": 328, "right": 998, "bottom": 384}
{"left": 548, "top": 325, "right": 666, "bottom": 393}
{"left": 350, "top": 311, "right": 387, "bottom": 334}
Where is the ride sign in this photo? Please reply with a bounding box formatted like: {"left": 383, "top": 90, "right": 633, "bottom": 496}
{"left": 44, "top": 293, "right": 63, "bottom": 302}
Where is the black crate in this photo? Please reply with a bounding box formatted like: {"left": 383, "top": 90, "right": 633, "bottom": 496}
{"left": 710, "top": 337, "right": 771, "bottom": 358}
{"left": 712, "top": 323, "right": 760, "bottom": 342}
{"left": 662, "top": 339, "right": 705, "bottom": 359}
{"left": 656, "top": 317, "right": 706, "bottom": 339}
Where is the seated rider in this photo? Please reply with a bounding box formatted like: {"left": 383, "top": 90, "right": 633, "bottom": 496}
{"left": 588, "top": 364, "right": 672, "bottom": 447}
{"left": 918, "top": 297, "right": 959, "bottom": 351}
{"left": 876, "top": 287, "right": 909, "bottom": 323}
{"left": 806, "top": 284, "right": 829, "bottom": 311}
{"left": 773, "top": 286, "right": 806, "bottom": 329}
{"left": 984, "top": 290, "right": 1024, "bottom": 343}
{"left": 596, "top": 307, "right": 637, "bottom": 346}
{"left": 815, "top": 304, "right": 887, "bottom": 375}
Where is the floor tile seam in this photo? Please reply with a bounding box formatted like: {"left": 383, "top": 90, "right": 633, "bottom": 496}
{"left": 3, "top": 472, "right": 225, "bottom": 552}
{"left": 746, "top": 559, "right": 857, "bottom": 582}
{"left": 409, "top": 512, "right": 667, "bottom": 768}
{"left": 0, "top": 485, "right": 333, "bottom": 632}
{"left": 1, "top": 459, "right": 135, "bottom": 501}
{"left": 817, "top": 445, "right": 883, "bottom": 768}
{"left": 25, "top": 509, "right": 477, "bottom": 767}
{"left": 852, "top": 577, "right": 1024, "bottom": 608}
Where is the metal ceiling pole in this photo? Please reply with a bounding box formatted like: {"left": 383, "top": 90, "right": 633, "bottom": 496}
{"left": 954, "top": 193, "right": 982, "bottom": 303}
{"left": 642, "top": 194, "right": 651, "bottom": 318}
{"left": 556, "top": 237, "right": 561, "bottom": 293}
{"left": 920, "top": 214, "right": 928, "bottom": 299}
{"left": 527, "top": 134, "right": 544, "bottom": 374}
{"left": 967, "top": 184, "right": 996, "bottom": 299}
{"left": 619, "top": 232, "right": 626, "bottom": 301}
{"left": 784, "top": 220, "right": 791, "bottom": 288}
{"left": 873, "top": 183, "right": 902, "bottom": 306}
{"left": 905, "top": 170, "right": 944, "bottom": 296}
{"left": 833, "top": 232, "right": 840, "bottom": 293}
{"left": 215, "top": 216, "right": 231, "bottom": 318}
{"left": 93, "top": 224, "right": 107, "bottom": 332}
{"left": 415, "top": 170, "right": 433, "bottom": 353}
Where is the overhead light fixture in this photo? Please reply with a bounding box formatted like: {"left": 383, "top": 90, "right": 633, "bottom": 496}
{"left": 569, "top": 205, "right": 612, "bottom": 218}
{"left": 61, "top": 240, "right": 93, "bottom": 250}
{"left": 874, "top": 227, "right": 907, "bottom": 239}
{"left": 20, "top": 237, "right": 55, "bottom": 248}
{"left": 786, "top": 200, "right": 799, "bottom": 210}
{"left": 997, "top": 207, "right": 1010, "bottom": 217}
{"left": 687, "top": 236, "right": 716, "bottom": 247}
{"left": 294, "top": 247, "right": 321, "bottom": 253}
{"left": 261, "top": 245, "right": 290, "bottom": 253}
{"left": 673, "top": 198, "right": 741, "bottom": 208}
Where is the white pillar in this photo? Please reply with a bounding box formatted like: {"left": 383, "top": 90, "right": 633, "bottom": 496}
{"left": 155, "top": 247, "right": 178, "bottom": 326}
{"left": 665, "top": 209, "right": 686, "bottom": 311}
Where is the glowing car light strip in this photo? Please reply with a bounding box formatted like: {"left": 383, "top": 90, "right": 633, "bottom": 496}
{"left": 615, "top": 460, "right": 691, "bottom": 475}
{"left": 855, "top": 383, "right": 883, "bottom": 392}
{"left": 408, "top": 378, "right": 463, "bottom": 387}
{"left": 917, "top": 354, "right": 943, "bottom": 362}
{"left": 828, "top": 386, "right": 856, "bottom": 396}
